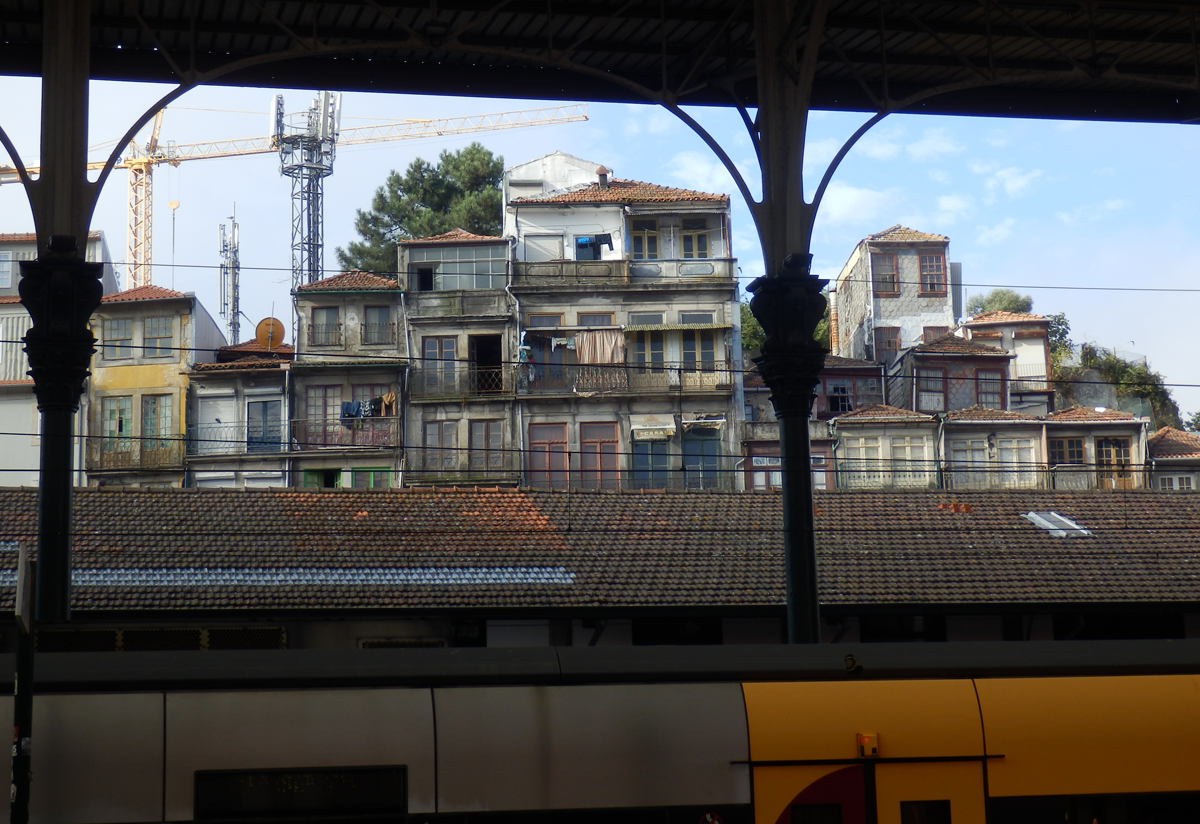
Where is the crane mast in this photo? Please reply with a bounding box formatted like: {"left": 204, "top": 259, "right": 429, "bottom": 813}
{"left": 218, "top": 210, "right": 241, "bottom": 345}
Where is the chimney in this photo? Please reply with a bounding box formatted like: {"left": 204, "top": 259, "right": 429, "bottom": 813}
{"left": 596, "top": 165, "right": 610, "bottom": 188}
{"left": 828, "top": 290, "right": 839, "bottom": 356}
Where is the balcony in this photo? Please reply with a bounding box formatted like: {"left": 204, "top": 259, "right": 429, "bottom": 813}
{"left": 307, "top": 323, "right": 343, "bottom": 347}
{"left": 828, "top": 460, "right": 1147, "bottom": 491}
{"left": 522, "top": 363, "right": 732, "bottom": 395}
{"left": 406, "top": 447, "right": 522, "bottom": 485}
{"left": 512, "top": 258, "right": 736, "bottom": 286}
{"left": 291, "top": 417, "right": 402, "bottom": 450}
{"left": 187, "top": 422, "right": 286, "bottom": 457}
{"left": 361, "top": 322, "right": 397, "bottom": 346}
{"left": 409, "top": 366, "right": 516, "bottom": 400}
{"left": 86, "top": 438, "right": 184, "bottom": 472}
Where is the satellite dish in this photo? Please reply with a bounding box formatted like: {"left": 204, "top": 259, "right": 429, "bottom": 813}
{"left": 255, "top": 317, "right": 286, "bottom": 351}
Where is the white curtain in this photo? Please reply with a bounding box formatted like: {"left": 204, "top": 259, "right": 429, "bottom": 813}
{"left": 575, "top": 329, "right": 625, "bottom": 364}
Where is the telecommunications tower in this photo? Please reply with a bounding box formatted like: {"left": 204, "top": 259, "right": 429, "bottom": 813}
{"left": 274, "top": 91, "right": 341, "bottom": 291}
{"left": 218, "top": 209, "right": 241, "bottom": 345}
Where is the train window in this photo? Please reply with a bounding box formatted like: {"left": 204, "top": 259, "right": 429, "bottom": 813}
{"left": 792, "top": 803, "right": 842, "bottom": 824}
{"left": 194, "top": 765, "right": 406, "bottom": 821}
{"left": 991, "top": 792, "right": 1200, "bottom": 824}
{"left": 901, "top": 800, "right": 951, "bottom": 824}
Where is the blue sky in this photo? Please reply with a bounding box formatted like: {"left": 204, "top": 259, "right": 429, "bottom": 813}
{"left": 1, "top": 77, "right": 1197, "bottom": 414}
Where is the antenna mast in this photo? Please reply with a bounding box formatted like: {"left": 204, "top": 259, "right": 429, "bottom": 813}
{"left": 218, "top": 208, "right": 241, "bottom": 344}
{"left": 274, "top": 91, "right": 341, "bottom": 291}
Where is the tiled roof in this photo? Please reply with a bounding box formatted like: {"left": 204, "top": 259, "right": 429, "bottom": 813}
{"left": 511, "top": 178, "right": 728, "bottom": 205}
{"left": 218, "top": 340, "right": 295, "bottom": 362}
{"left": 915, "top": 336, "right": 1011, "bottom": 356}
{"left": 1, "top": 487, "right": 1200, "bottom": 610}
{"left": 865, "top": 225, "right": 947, "bottom": 243}
{"left": 0, "top": 295, "right": 21, "bottom": 304}
{"left": 832, "top": 404, "right": 933, "bottom": 421}
{"left": 192, "top": 358, "right": 287, "bottom": 372}
{"left": 295, "top": 271, "right": 400, "bottom": 292}
{"left": 824, "top": 355, "right": 880, "bottom": 368}
{"left": 101, "top": 285, "right": 186, "bottom": 303}
{"left": 0, "top": 380, "right": 33, "bottom": 387}
{"left": 1046, "top": 406, "right": 1138, "bottom": 422}
{"left": 967, "top": 310, "right": 1046, "bottom": 324}
{"left": 0, "top": 231, "right": 101, "bottom": 243}
{"left": 1148, "top": 427, "right": 1200, "bottom": 458}
{"left": 945, "top": 406, "right": 1041, "bottom": 422}
{"left": 400, "top": 228, "right": 504, "bottom": 244}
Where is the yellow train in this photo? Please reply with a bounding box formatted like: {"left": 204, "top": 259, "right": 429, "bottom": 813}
{"left": 8, "top": 642, "right": 1200, "bottom": 823}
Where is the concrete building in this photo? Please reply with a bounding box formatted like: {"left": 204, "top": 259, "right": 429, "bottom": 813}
{"left": 87, "top": 285, "right": 226, "bottom": 487}
{"left": 961, "top": 310, "right": 1054, "bottom": 415}
{"left": 0, "top": 231, "right": 120, "bottom": 487}
{"left": 1148, "top": 426, "right": 1200, "bottom": 491}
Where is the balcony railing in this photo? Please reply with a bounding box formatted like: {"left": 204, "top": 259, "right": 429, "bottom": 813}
{"left": 406, "top": 447, "right": 523, "bottom": 485}
{"left": 523, "top": 363, "right": 732, "bottom": 395}
{"left": 187, "top": 422, "right": 286, "bottom": 456}
{"left": 361, "top": 322, "right": 397, "bottom": 346}
{"left": 85, "top": 438, "right": 185, "bottom": 471}
{"left": 827, "top": 460, "right": 1148, "bottom": 491}
{"left": 308, "top": 323, "right": 343, "bottom": 347}
{"left": 512, "top": 258, "right": 736, "bottom": 286}
{"left": 291, "top": 417, "right": 402, "bottom": 450}
{"left": 409, "top": 366, "right": 516, "bottom": 399}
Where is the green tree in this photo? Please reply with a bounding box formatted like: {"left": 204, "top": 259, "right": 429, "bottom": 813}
{"left": 965, "top": 288, "right": 1033, "bottom": 316}
{"left": 1184, "top": 410, "right": 1200, "bottom": 432}
{"left": 335, "top": 142, "right": 503, "bottom": 274}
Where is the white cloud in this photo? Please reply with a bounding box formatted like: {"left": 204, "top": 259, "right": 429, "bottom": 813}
{"left": 976, "top": 217, "right": 1016, "bottom": 246}
{"left": 928, "top": 169, "right": 950, "bottom": 184}
{"left": 804, "top": 137, "right": 840, "bottom": 173}
{"left": 1056, "top": 198, "right": 1129, "bottom": 224}
{"left": 968, "top": 159, "right": 997, "bottom": 175}
{"left": 905, "top": 128, "right": 964, "bottom": 162}
{"left": 666, "top": 150, "right": 740, "bottom": 194}
{"left": 816, "top": 180, "right": 900, "bottom": 226}
{"left": 857, "top": 133, "right": 902, "bottom": 160}
{"left": 988, "top": 167, "right": 1043, "bottom": 198}
{"left": 984, "top": 130, "right": 1009, "bottom": 148}
{"left": 622, "top": 105, "right": 675, "bottom": 137}
{"left": 934, "top": 194, "right": 973, "bottom": 225}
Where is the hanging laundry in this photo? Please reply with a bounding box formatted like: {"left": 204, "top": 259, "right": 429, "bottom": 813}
{"left": 381, "top": 390, "right": 397, "bottom": 417}
{"left": 341, "top": 401, "right": 362, "bottom": 427}
{"left": 369, "top": 397, "right": 384, "bottom": 417}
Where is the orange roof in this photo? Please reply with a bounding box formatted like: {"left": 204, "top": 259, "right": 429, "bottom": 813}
{"left": 1046, "top": 406, "right": 1137, "bottom": 422}
{"left": 1148, "top": 427, "right": 1200, "bottom": 458}
{"left": 218, "top": 340, "right": 295, "bottom": 363}
{"left": 0, "top": 379, "right": 33, "bottom": 387}
{"left": 945, "top": 406, "right": 1040, "bottom": 422}
{"left": 0, "top": 231, "right": 101, "bottom": 243}
{"left": 101, "top": 285, "right": 186, "bottom": 303}
{"left": 915, "top": 336, "right": 1010, "bottom": 356}
{"left": 193, "top": 357, "right": 288, "bottom": 372}
{"left": 511, "top": 178, "right": 728, "bottom": 205}
{"left": 832, "top": 404, "right": 933, "bottom": 421}
{"left": 824, "top": 355, "right": 880, "bottom": 368}
{"left": 400, "top": 228, "right": 504, "bottom": 244}
{"left": 967, "top": 310, "right": 1047, "bottom": 324}
{"left": 295, "top": 271, "right": 400, "bottom": 292}
{"left": 0, "top": 295, "right": 21, "bottom": 304}
{"left": 865, "top": 225, "right": 947, "bottom": 243}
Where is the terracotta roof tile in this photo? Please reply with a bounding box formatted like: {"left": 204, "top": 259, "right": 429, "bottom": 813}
{"left": 101, "top": 285, "right": 186, "bottom": 303}
{"left": 1047, "top": 406, "right": 1138, "bottom": 422}
{"left": 1, "top": 487, "right": 1198, "bottom": 611}
{"left": 192, "top": 357, "right": 288, "bottom": 372}
{"left": 218, "top": 340, "right": 295, "bottom": 362}
{"left": 832, "top": 403, "right": 933, "bottom": 421}
{"left": 945, "top": 406, "right": 1041, "bottom": 422}
{"left": 0, "top": 380, "right": 33, "bottom": 387}
{"left": 511, "top": 178, "right": 728, "bottom": 205}
{"left": 400, "top": 228, "right": 504, "bottom": 244}
{"left": 824, "top": 355, "right": 881, "bottom": 368}
{"left": 1148, "top": 427, "right": 1200, "bottom": 458}
{"left": 0, "top": 231, "right": 101, "bottom": 243}
{"left": 967, "top": 310, "right": 1047, "bottom": 324}
{"left": 295, "top": 270, "right": 400, "bottom": 292}
{"left": 915, "top": 336, "right": 1011, "bottom": 356}
{"left": 0, "top": 295, "right": 21, "bottom": 304}
{"left": 865, "top": 225, "right": 948, "bottom": 243}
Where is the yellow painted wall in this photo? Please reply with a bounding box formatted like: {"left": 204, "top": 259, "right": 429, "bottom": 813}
{"left": 875, "top": 762, "right": 985, "bottom": 824}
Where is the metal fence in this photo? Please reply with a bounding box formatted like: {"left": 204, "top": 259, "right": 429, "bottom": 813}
{"left": 828, "top": 460, "right": 1148, "bottom": 491}
{"left": 187, "top": 422, "right": 286, "bottom": 456}
{"left": 85, "top": 438, "right": 185, "bottom": 471}
{"left": 291, "top": 417, "right": 402, "bottom": 450}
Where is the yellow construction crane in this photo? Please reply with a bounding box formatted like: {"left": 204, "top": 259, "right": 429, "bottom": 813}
{"left": 0, "top": 104, "right": 588, "bottom": 289}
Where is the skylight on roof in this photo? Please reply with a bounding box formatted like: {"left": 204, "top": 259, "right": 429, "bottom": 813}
{"left": 1022, "top": 511, "right": 1092, "bottom": 538}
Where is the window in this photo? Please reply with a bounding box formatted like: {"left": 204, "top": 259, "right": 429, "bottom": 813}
{"left": 977, "top": 370, "right": 1004, "bottom": 409}
{"left": 917, "top": 369, "right": 945, "bottom": 412}
{"left": 580, "top": 423, "right": 619, "bottom": 490}
{"left": 1049, "top": 437, "right": 1085, "bottom": 465}
{"left": 362, "top": 306, "right": 391, "bottom": 345}
{"left": 1097, "top": 437, "right": 1133, "bottom": 489}
{"left": 528, "top": 423, "right": 568, "bottom": 489}
{"left": 469, "top": 420, "right": 504, "bottom": 473}
{"left": 141, "top": 394, "right": 173, "bottom": 450}
{"left": 628, "top": 312, "right": 664, "bottom": 325}
{"left": 578, "top": 312, "right": 613, "bottom": 326}
{"left": 304, "top": 469, "right": 341, "bottom": 489}
{"left": 144, "top": 316, "right": 172, "bottom": 357}
{"left": 524, "top": 235, "right": 563, "bottom": 262}
{"left": 306, "top": 385, "right": 342, "bottom": 420}
{"left": 634, "top": 331, "right": 665, "bottom": 372}
{"left": 682, "top": 329, "right": 716, "bottom": 371}
{"left": 923, "top": 326, "right": 948, "bottom": 342}
{"left": 750, "top": 454, "right": 782, "bottom": 491}
{"left": 575, "top": 236, "right": 604, "bottom": 261}
{"left": 680, "top": 311, "right": 714, "bottom": 324}
{"left": 874, "top": 327, "right": 900, "bottom": 363}
{"left": 858, "top": 377, "right": 883, "bottom": 405}
{"left": 633, "top": 441, "right": 671, "bottom": 489}
{"left": 247, "top": 400, "right": 282, "bottom": 453}
{"left": 630, "top": 218, "right": 659, "bottom": 260}
{"left": 407, "top": 243, "right": 507, "bottom": 290}
{"left": 811, "top": 455, "right": 827, "bottom": 490}
{"left": 998, "top": 438, "right": 1036, "bottom": 487}
{"left": 423, "top": 420, "right": 458, "bottom": 471}
{"left": 891, "top": 436, "right": 927, "bottom": 481}
{"left": 527, "top": 314, "right": 562, "bottom": 328}
{"left": 826, "top": 379, "right": 853, "bottom": 414}
{"left": 872, "top": 253, "right": 898, "bottom": 294}
{"left": 900, "top": 800, "right": 951, "bottom": 824}
{"left": 682, "top": 431, "right": 722, "bottom": 490}
{"left": 949, "top": 438, "right": 988, "bottom": 488}
{"left": 681, "top": 217, "right": 710, "bottom": 259}
{"left": 1160, "top": 475, "right": 1193, "bottom": 491}
{"left": 352, "top": 468, "right": 390, "bottom": 489}
{"left": 0, "top": 251, "right": 11, "bottom": 288}
{"left": 841, "top": 435, "right": 880, "bottom": 487}
{"left": 918, "top": 253, "right": 946, "bottom": 293}
{"left": 103, "top": 318, "right": 133, "bottom": 359}
{"left": 310, "top": 307, "right": 340, "bottom": 346}
{"left": 423, "top": 337, "right": 458, "bottom": 393}
{"left": 101, "top": 396, "right": 132, "bottom": 452}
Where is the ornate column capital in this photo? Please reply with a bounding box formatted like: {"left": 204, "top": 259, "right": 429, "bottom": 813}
{"left": 19, "top": 238, "right": 104, "bottom": 413}
{"left": 748, "top": 254, "right": 829, "bottom": 419}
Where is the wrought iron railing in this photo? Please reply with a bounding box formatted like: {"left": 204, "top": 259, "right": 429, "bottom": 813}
{"left": 360, "top": 322, "right": 396, "bottom": 346}
{"left": 828, "top": 460, "right": 1150, "bottom": 491}
{"left": 187, "top": 422, "right": 285, "bottom": 456}
{"left": 85, "top": 438, "right": 185, "bottom": 471}
{"left": 291, "top": 416, "right": 402, "bottom": 450}
{"left": 307, "top": 323, "right": 343, "bottom": 346}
